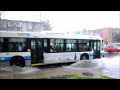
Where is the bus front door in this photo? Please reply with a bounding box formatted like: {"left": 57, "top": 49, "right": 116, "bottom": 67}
{"left": 93, "top": 40, "right": 100, "bottom": 59}
{"left": 31, "top": 39, "right": 44, "bottom": 66}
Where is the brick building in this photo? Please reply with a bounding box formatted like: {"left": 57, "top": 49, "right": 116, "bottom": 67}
{"left": 101, "top": 28, "right": 112, "bottom": 43}
{"left": 112, "top": 28, "right": 120, "bottom": 43}
{"left": 81, "top": 27, "right": 120, "bottom": 43}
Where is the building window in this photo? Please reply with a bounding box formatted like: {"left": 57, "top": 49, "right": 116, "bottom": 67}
{"left": 27, "top": 23, "right": 33, "bottom": 30}
{"left": 7, "top": 22, "right": 14, "bottom": 27}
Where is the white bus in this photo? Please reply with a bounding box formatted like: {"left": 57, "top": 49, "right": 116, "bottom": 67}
{"left": 0, "top": 31, "right": 105, "bottom": 67}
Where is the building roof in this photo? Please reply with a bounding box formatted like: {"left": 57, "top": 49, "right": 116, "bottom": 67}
{"left": 2, "top": 19, "right": 39, "bottom": 23}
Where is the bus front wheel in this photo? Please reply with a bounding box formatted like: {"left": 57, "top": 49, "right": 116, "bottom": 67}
{"left": 10, "top": 57, "right": 25, "bottom": 67}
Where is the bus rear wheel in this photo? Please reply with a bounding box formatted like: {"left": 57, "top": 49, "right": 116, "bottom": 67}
{"left": 81, "top": 55, "right": 88, "bottom": 60}
{"left": 11, "top": 57, "right": 25, "bottom": 67}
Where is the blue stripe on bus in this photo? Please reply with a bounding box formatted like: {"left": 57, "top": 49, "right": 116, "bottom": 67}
{"left": 100, "top": 52, "right": 105, "bottom": 56}
{"left": 0, "top": 56, "right": 31, "bottom": 61}
{"left": 24, "top": 56, "right": 31, "bottom": 60}
{"left": 88, "top": 53, "right": 94, "bottom": 56}
{"left": 0, "top": 57, "right": 11, "bottom": 61}
{"left": 80, "top": 52, "right": 105, "bottom": 57}
{"left": 89, "top": 53, "right": 105, "bottom": 56}
{"left": 80, "top": 53, "right": 94, "bottom": 57}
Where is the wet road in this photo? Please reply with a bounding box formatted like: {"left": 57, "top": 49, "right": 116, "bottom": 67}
{"left": 0, "top": 52, "right": 120, "bottom": 79}
{"left": 66, "top": 53, "right": 120, "bottom": 79}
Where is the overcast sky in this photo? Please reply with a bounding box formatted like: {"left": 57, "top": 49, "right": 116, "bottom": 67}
{"left": 2, "top": 11, "right": 120, "bottom": 32}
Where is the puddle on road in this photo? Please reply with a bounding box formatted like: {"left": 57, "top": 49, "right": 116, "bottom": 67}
{"left": 0, "top": 66, "right": 39, "bottom": 74}
{"left": 103, "top": 70, "right": 120, "bottom": 79}
{"left": 66, "top": 60, "right": 105, "bottom": 69}
{"left": 64, "top": 53, "right": 120, "bottom": 79}
{"left": 20, "top": 67, "right": 39, "bottom": 74}
{"left": 0, "top": 66, "right": 21, "bottom": 72}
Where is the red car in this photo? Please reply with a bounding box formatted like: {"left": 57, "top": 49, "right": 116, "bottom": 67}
{"left": 104, "top": 45, "right": 120, "bottom": 53}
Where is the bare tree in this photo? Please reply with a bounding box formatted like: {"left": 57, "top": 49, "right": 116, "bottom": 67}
{"left": 113, "top": 32, "right": 120, "bottom": 42}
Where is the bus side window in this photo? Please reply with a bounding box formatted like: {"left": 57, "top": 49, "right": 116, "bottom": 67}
{"left": 8, "top": 43, "right": 14, "bottom": 52}
{"left": 50, "top": 46, "right": 53, "bottom": 52}
{"left": 21, "top": 43, "right": 25, "bottom": 51}
{"left": 18, "top": 43, "right": 23, "bottom": 51}
{"left": 44, "top": 46, "right": 48, "bottom": 53}
{"left": 0, "top": 43, "right": 3, "bottom": 52}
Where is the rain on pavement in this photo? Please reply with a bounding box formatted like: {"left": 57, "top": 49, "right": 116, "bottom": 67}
{"left": 0, "top": 52, "right": 120, "bottom": 79}
{"left": 65, "top": 52, "right": 120, "bottom": 79}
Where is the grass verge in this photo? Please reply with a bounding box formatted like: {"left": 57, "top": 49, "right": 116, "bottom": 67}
{"left": 30, "top": 74, "right": 114, "bottom": 79}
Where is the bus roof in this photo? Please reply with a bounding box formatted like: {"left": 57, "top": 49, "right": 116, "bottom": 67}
{"left": 0, "top": 31, "right": 102, "bottom": 40}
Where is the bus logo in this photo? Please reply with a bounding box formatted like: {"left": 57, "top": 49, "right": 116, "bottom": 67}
{"left": 26, "top": 33, "right": 30, "bottom": 36}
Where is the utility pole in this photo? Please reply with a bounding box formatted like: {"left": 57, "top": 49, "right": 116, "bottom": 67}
{"left": 0, "top": 12, "right": 1, "bottom": 28}
{"left": 40, "top": 11, "right": 41, "bottom": 32}
{"left": 0, "top": 12, "right": 1, "bottom": 20}
{"left": 0, "top": 11, "right": 3, "bottom": 30}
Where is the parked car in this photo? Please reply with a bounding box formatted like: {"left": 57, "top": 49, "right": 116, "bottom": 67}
{"left": 104, "top": 45, "right": 120, "bottom": 53}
